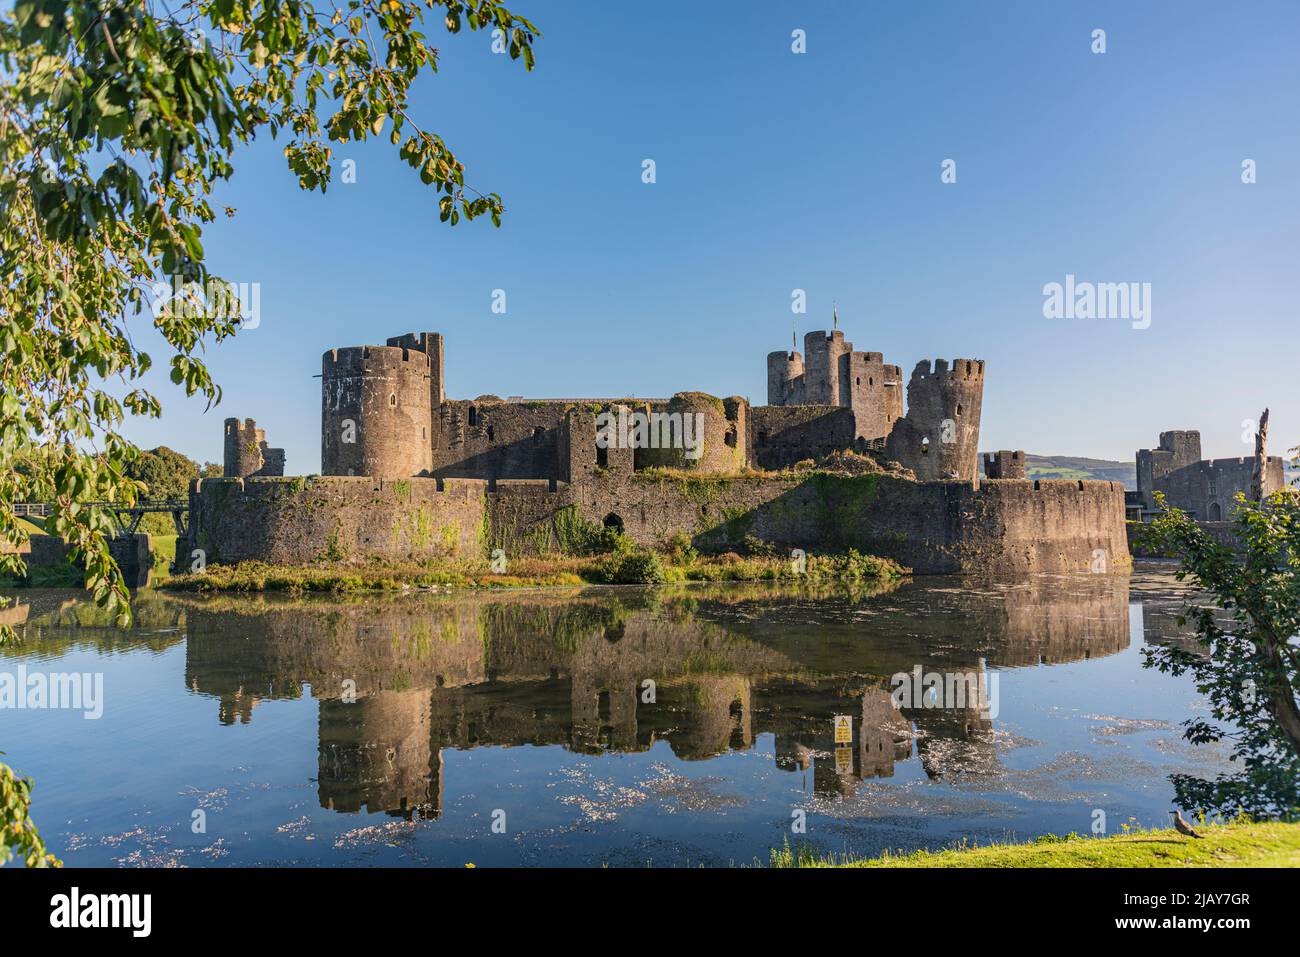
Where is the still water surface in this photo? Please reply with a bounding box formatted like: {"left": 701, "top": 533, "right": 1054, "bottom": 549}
{"left": 1, "top": 566, "right": 1230, "bottom": 866}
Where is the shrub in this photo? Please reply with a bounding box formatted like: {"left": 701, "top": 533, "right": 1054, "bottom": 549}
{"left": 601, "top": 549, "right": 666, "bottom": 585}
{"left": 663, "top": 530, "right": 697, "bottom": 564}
{"left": 553, "top": 506, "right": 623, "bottom": 555}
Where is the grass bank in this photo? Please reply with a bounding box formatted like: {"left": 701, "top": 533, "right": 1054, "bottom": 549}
{"left": 771, "top": 820, "right": 1300, "bottom": 868}
{"left": 150, "top": 534, "right": 177, "bottom": 581}
{"left": 160, "top": 548, "right": 909, "bottom": 594}
{"left": 1, "top": 532, "right": 180, "bottom": 588}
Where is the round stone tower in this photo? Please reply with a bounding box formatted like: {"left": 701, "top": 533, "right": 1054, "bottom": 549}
{"left": 766, "top": 350, "right": 804, "bottom": 405}
{"left": 803, "top": 329, "right": 852, "bottom": 406}
{"left": 884, "top": 358, "right": 986, "bottom": 482}
{"left": 224, "top": 417, "right": 266, "bottom": 477}
{"left": 637, "top": 392, "right": 739, "bottom": 473}
{"left": 321, "top": 345, "right": 433, "bottom": 478}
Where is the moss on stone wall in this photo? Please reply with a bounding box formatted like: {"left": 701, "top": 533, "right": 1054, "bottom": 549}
{"left": 634, "top": 470, "right": 732, "bottom": 505}
{"left": 553, "top": 505, "right": 608, "bottom": 555}
{"left": 320, "top": 519, "right": 349, "bottom": 562}
{"left": 478, "top": 497, "right": 491, "bottom": 557}
{"left": 187, "top": 471, "right": 1128, "bottom": 577}
{"left": 806, "top": 473, "right": 880, "bottom": 548}
{"left": 438, "top": 520, "right": 459, "bottom": 553}
{"left": 719, "top": 505, "right": 754, "bottom": 540}
{"left": 672, "top": 391, "right": 726, "bottom": 416}
{"left": 412, "top": 506, "right": 434, "bottom": 548}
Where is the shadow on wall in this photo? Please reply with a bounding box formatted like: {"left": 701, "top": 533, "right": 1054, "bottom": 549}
{"left": 572, "top": 474, "right": 1129, "bottom": 576}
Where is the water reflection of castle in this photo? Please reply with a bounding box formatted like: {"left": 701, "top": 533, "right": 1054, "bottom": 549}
{"left": 173, "top": 575, "right": 1134, "bottom": 817}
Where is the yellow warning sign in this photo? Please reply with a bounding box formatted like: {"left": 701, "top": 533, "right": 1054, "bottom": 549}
{"left": 835, "top": 745, "right": 853, "bottom": 775}
{"left": 833, "top": 714, "right": 852, "bottom": 745}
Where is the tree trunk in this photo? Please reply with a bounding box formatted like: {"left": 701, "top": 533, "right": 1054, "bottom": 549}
{"left": 1252, "top": 407, "right": 1270, "bottom": 502}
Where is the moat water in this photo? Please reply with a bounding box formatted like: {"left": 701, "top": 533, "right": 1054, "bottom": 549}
{"left": 1, "top": 565, "right": 1234, "bottom": 867}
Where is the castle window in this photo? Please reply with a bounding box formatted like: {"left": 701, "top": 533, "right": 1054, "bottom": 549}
{"left": 389, "top": 393, "right": 397, "bottom": 407}
{"left": 602, "top": 513, "right": 624, "bottom": 534}
{"left": 856, "top": 377, "right": 860, "bottom": 386}
{"left": 487, "top": 426, "right": 495, "bottom": 442}
{"left": 596, "top": 445, "right": 608, "bottom": 469}
{"left": 869, "top": 377, "right": 873, "bottom": 387}
{"left": 957, "top": 403, "right": 963, "bottom": 416}
{"left": 725, "top": 427, "right": 737, "bottom": 448}
{"left": 469, "top": 406, "right": 477, "bottom": 426}
{"left": 921, "top": 437, "right": 930, "bottom": 455}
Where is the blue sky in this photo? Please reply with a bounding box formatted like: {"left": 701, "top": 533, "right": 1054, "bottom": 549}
{"left": 122, "top": 0, "right": 1300, "bottom": 471}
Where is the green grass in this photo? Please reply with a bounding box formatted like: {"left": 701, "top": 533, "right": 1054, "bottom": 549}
{"left": 3, "top": 531, "right": 177, "bottom": 588}
{"left": 149, "top": 534, "right": 178, "bottom": 581}
{"left": 159, "top": 549, "right": 910, "bottom": 594}
{"left": 16, "top": 517, "right": 46, "bottom": 535}
{"left": 771, "top": 820, "right": 1300, "bottom": 868}
{"left": 1025, "top": 466, "right": 1093, "bottom": 480}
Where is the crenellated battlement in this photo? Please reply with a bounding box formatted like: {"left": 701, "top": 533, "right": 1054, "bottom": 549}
{"left": 323, "top": 344, "right": 433, "bottom": 375}
{"left": 884, "top": 357, "right": 986, "bottom": 482}
{"left": 912, "top": 358, "right": 986, "bottom": 381}
{"left": 983, "top": 449, "right": 1027, "bottom": 480}
{"left": 1203, "top": 455, "right": 1285, "bottom": 469}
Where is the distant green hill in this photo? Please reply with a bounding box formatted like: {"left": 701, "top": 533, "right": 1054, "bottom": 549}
{"left": 980, "top": 454, "right": 1136, "bottom": 488}
{"left": 980, "top": 455, "right": 1297, "bottom": 493}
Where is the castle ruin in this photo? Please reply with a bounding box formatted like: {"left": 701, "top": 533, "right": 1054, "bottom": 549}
{"left": 983, "top": 450, "right": 1027, "bottom": 480}
{"left": 183, "top": 322, "right": 1132, "bottom": 577}
{"left": 1133, "top": 429, "right": 1284, "bottom": 521}
{"left": 314, "top": 327, "right": 986, "bottom": 485}
{"left": 223, "top": 417, "right": 285, "bottom": 478}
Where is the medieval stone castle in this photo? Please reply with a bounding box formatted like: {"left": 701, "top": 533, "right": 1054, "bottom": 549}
{"left": 185, "top": 321, "right": 1129, "bottom": 577}
{"left": 1130, "top": 429, "right": 1284, "bottom": 522}
{"left": 225, "top": 326, "right": 1005, "bottom": 486}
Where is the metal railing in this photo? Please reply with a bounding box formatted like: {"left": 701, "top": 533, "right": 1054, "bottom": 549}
{"left": 10, "top": 500, "right": 189, "bottom": 536}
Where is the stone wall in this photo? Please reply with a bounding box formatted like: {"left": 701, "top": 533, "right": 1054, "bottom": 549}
{"left": 432, "top": 399, "right": 570, "bottom": 481}
{"left": 766, "top": 330, "right": 907, "bottom": 443}
{"left": 1152, "top": 456, "right": 1284, "bottom": 521}
{"left": 1136, "top": 430, "right": 1202, "bottom": 509}
{"left": 566, "top": 474, "right": 1129, "bottom": 575}
{"left": 17, "top": 532, "right": 153, "bottom": 588}
{"left": 310, "top": 327, "right": 988, "bottom": 487}
{"left": 185, "top": 472, "right": 1129, "bottom": 578}
{"left": 487, "top": 479, "right": 570, "bottom": 555}
{"left": 748, "top": 405, "right": 857, "bottom": 470}
{"left": 767, "top": 349, "right": 805, "bottom": 405}
{"left": 184, "top": 476, "right": 485, "bottom": 565}
{"left": 1129, "top": 519, "right": 1247, "bottom": 558}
